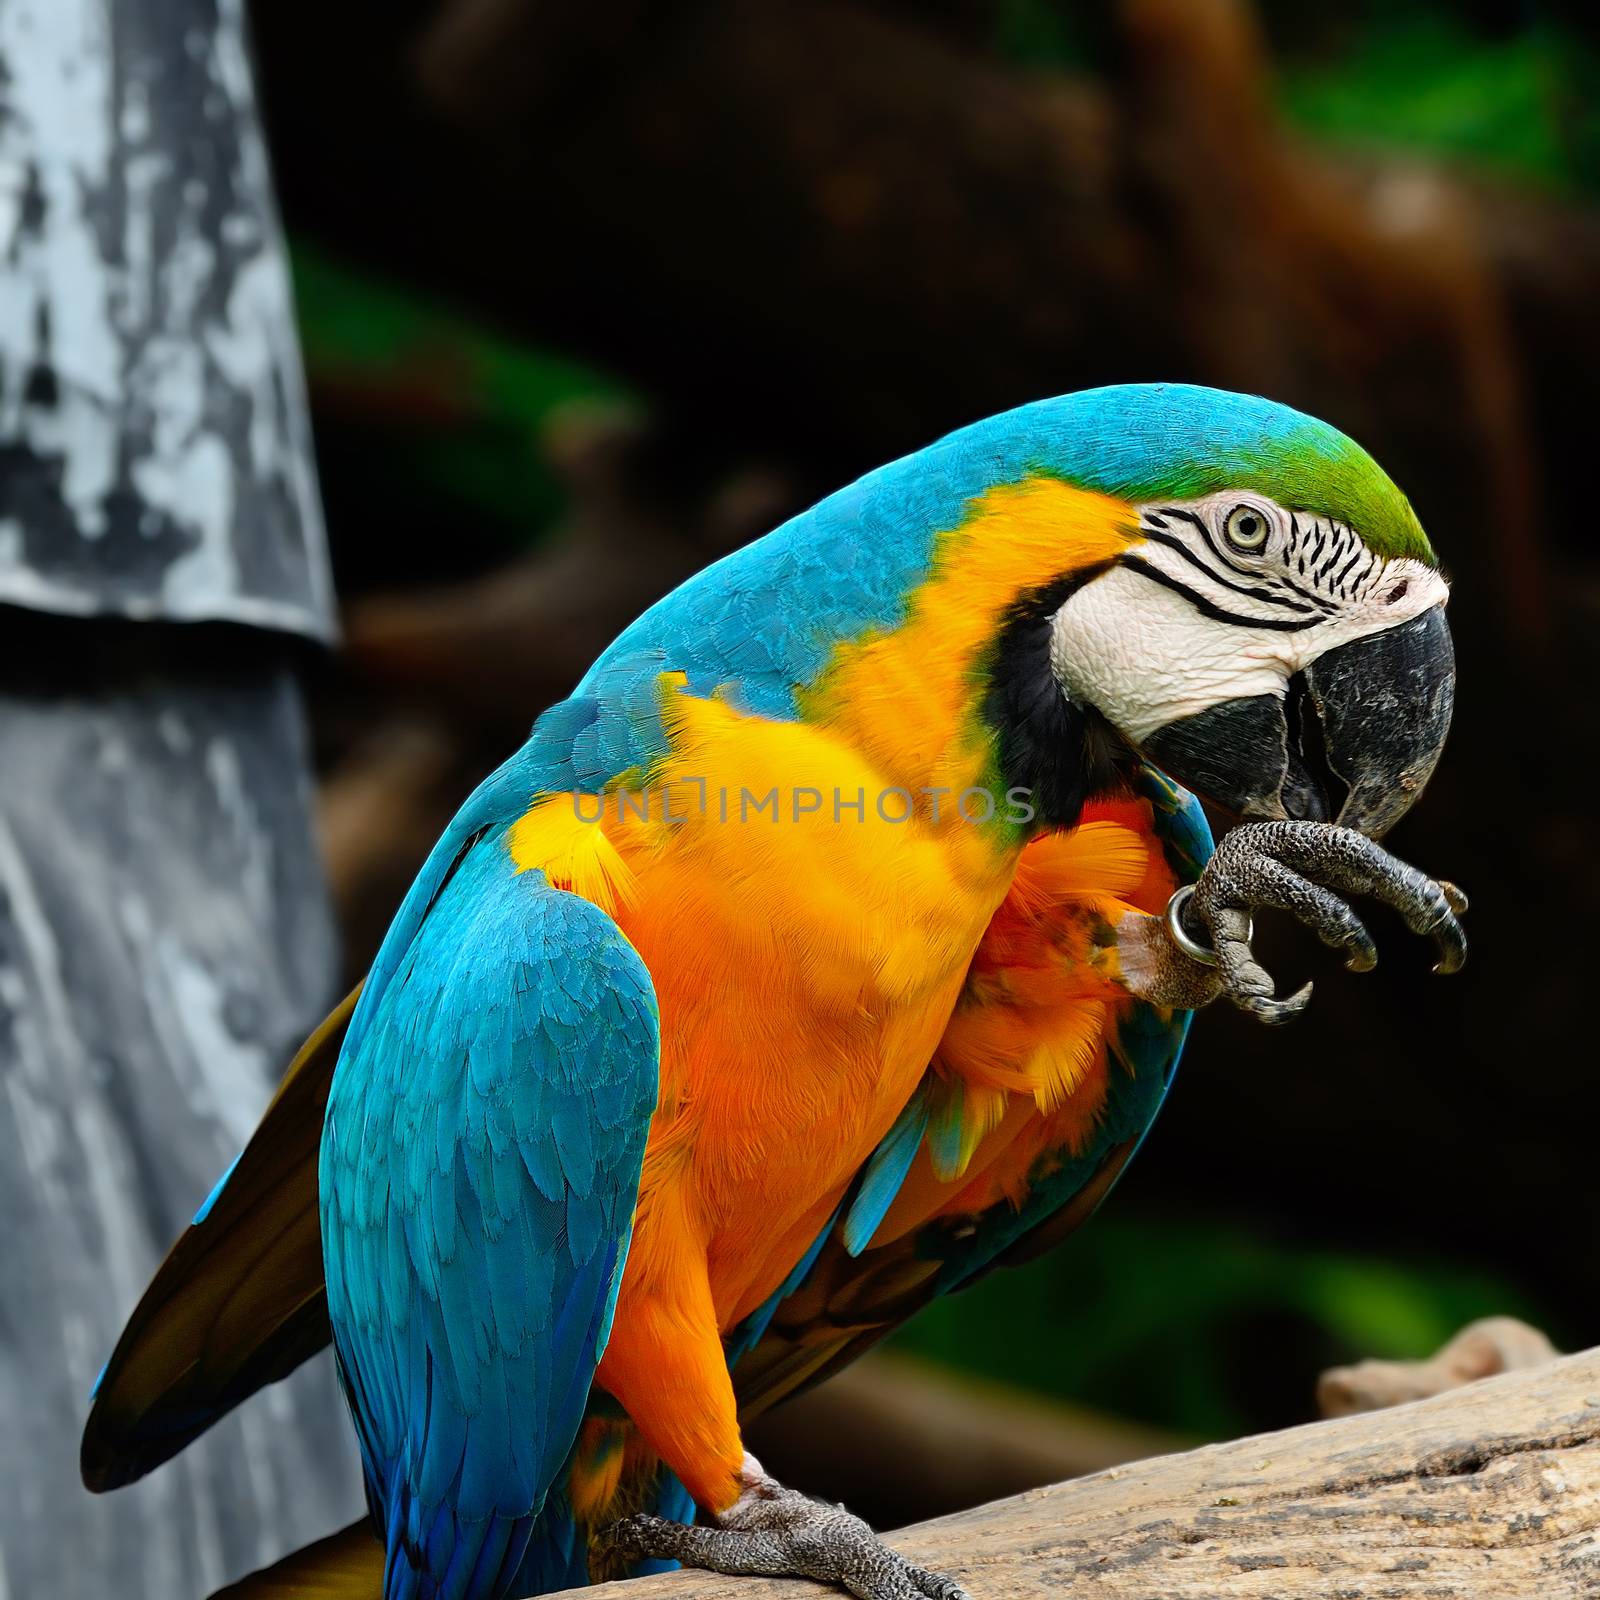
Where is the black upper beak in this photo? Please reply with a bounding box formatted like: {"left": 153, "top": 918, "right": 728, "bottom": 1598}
{"left": 1143, "top": 605, "right": 1455, "bottom": 839}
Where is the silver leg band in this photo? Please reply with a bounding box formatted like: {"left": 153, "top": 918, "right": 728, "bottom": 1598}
{"left": 1165, "top": 884, "right": 1251, "bottom": 968}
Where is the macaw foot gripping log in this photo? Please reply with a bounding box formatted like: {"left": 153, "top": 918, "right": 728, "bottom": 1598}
{"left": 82, "top": 384, "right": 1467, "bottom": 1600}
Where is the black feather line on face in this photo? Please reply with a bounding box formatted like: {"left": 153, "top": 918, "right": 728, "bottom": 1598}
{"left": 1163, "top": 507, "right": 1338, "bottom": 612}
{"left": 1315, "top": 530, "right": 1351, "bottom": 585}
{"left": 1334, "top": 548, "right": 1364, "bottom": 595}
{"left": 982, "top": 564, "right": 1136, "bottom": 831}
{"left": 1139, "top": 528, "right": 1321, "bottom": 613}
{"left": 1119, "top": 557, "right": 1323, "bottom": 632}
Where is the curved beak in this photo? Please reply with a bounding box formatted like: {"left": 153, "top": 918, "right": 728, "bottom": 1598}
{"left": 1142, "top": 605, "right": 1455, "bottom": 839}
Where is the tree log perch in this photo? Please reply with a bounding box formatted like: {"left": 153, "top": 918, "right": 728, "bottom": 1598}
{"left": 565, "top": 1349, "right": 1600, "bottom": 1599}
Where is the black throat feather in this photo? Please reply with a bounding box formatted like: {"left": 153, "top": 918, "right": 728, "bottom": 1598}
{"left": 981, "top": 564, "right": 1137, "bottom": 832}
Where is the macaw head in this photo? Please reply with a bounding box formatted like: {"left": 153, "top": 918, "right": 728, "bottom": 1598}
{"left": 1032, "top": 386, "right": 1453, "bottom": 838}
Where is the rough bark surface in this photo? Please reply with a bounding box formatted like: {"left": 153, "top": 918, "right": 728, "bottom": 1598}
{"left": 0, "top": 0, "right": 334, "bottom": 638}
{"left": 569, "top": 1350, "right": 1600, "bottom": 1599}
{"left": 0, "top": 659, "right": 363, "bottom": 1600}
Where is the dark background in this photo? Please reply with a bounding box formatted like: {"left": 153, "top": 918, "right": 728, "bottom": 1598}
{"left": 247, "top": 0, "right": 1595, "bottom": 1513}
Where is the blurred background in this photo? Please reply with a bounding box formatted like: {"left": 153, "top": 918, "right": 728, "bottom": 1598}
{"left": 3, "top": 0, "right": 1597, "bottom": 1594}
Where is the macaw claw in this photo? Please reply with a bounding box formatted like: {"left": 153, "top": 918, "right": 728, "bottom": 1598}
{"left": 598, "top": 1457, "right": 971, "bottom": 1600}
{"left": 1173, "top": 821, "right": 1468, "bottom": 1025}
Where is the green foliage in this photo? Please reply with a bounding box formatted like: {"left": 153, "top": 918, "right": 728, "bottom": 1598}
{"left": 1276, "top": 14, "right": 1591, "bottom": 194}
{"left": 994, "top": 2, "right": 1600, "bottom": 196}
{"left": 888, "top": 1212, "right": 1541, "bottom": 1439}
{"left": 292, "top": 246, "right": 621, "bottom": 428}
{"left": 992, "top": 0, "right": 1092, "bottom": 73}
{"left": 289, "top": 245, "right": 630, "bottom": 564}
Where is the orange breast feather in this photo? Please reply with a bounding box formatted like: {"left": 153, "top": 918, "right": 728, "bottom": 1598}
{"left": 865, "top": 796, "right": 1179, "bottom": 1245}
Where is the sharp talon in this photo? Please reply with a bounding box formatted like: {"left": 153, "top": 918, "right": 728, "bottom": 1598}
{"left": 1249, "top": 981, "right": 1313, "bottom": 1025}
{"left": 1429, "top": 914, "right": 1468, "bottom": 975}
{"left": 1334, "top": 917, "right": 1379, "bottom": 974}
{"left": 1440, "top": 880, "right": 1469, "bottom": 915}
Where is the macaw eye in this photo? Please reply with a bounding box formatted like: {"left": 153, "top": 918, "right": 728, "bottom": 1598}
{"left": 1223, "top": 504, "right": 1270, "bottom": 551}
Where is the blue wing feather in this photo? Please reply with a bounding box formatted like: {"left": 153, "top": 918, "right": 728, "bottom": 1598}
{"left": 840, "top": 1086, "right": 930, "bottom": 1258}
{"left": 321, "top": 829, "right": 658, "bottom": 1600}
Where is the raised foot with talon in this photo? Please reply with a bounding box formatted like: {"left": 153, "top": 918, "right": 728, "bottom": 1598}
{"left": 1171, "top": 820, "right": 1468, "bottom": 1026}
{"left": 598, "top": 1456, "right": 971, "bottom": 1600}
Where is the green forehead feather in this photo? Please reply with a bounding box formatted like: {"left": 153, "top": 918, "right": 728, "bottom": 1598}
{"left": 1146, "top": 422, "right": 1434, "bottom": 565}
{"left": 1013, "top": 384, "right": 1436, "bottom": 566}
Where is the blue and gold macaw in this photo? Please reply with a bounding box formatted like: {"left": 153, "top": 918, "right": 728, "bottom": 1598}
{"left": 83, "top": 385, "right": 1466, "bottom": 1600}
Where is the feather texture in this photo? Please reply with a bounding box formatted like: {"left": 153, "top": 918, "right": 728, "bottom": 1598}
{"left": 730, "top": 768, "right": 1209, "bottom": 1423}
{"left": 321, "top": 833, "right": 657, "bottom": 1600}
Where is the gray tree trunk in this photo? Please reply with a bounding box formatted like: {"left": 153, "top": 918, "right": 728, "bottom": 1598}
{"left": 0, "top": 664, "right": 363, "bottom": 1600}
{"left": 0, "top": 0, "right": 334, "bottom": 639}
{"left": 0, "top": 2, "right": 362, "bottom": 1597}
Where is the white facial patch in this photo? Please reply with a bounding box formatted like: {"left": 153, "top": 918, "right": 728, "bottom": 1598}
{"left": 1049, "top": 491, "right": 1450, "bottom": 744}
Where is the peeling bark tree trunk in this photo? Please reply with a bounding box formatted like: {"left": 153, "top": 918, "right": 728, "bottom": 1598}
{"left": 0, "top": 5, "right": 360, "bottom": 1598}
{"left": 571, "top": 1349, "right": 1600, "bottom": 1599}
{"left": 0, "top": 0, "right": 333, "bottom": 637}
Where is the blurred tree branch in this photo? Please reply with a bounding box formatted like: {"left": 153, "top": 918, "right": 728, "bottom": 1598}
{"left": 246, "top": 0, "right": 1598, "bottom": 648}
{"left": 1319, "top": 1316, "right": 1561, "bottom": 1420}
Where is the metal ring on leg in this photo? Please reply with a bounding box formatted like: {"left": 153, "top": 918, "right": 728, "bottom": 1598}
{"left": 1165, "top": 884, "right": 1252, "bottom": 968}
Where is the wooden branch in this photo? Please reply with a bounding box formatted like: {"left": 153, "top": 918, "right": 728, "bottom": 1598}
{"left": 567, "top": 1349, "right": 1600, "bottom": 1599}
{"left": 335, "top": 405, "right": 796, "bottom": 723}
